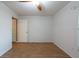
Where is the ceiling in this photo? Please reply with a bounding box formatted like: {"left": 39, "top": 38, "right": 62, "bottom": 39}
{"left": 2, "top": 1, "right": 70, "bottom": 16}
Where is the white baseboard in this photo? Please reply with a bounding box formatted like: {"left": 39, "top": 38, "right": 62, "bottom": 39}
{"left": 0, "top": 46, "right": 12, "bottom": 56}
{"left": 52, "top": 41, "right": 72, "bottom": 58}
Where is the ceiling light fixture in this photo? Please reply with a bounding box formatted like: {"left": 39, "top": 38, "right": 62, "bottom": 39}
{"left": 32, "top": 1, "right": 43, "bottom": 11}
{"left": 19, "top": 0, "right": 43, "bottom": 11}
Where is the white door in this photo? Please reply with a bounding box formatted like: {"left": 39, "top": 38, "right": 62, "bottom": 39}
{"left": 17, "top": 20, "right": 28, "bottom": 42}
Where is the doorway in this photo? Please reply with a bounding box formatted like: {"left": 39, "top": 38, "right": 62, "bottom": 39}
{"left": 12, "top": 17, "right": 17, "bottom": 42}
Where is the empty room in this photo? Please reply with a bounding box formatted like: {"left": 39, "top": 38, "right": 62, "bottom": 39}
{"left": 0, "top": 0, "right": 79, "bottom": 58}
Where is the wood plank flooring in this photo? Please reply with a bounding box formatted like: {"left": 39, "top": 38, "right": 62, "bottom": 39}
{"left": 0, "top": 42, "right": 70, "bottom": 58}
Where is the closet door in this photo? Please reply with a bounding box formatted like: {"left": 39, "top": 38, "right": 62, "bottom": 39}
{"left": 17, "top": 20, "right": 28, "bottom": 42}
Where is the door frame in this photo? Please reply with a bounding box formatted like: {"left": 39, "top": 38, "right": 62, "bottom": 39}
{"left": 12, "top": 16, "right": 17, "bottom": 42}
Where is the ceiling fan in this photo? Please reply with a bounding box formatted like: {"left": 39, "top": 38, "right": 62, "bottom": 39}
{"left": 19, "top": 1, "right": 43, "bottom": 11}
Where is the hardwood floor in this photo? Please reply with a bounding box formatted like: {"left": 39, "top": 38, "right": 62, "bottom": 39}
{"left": 0, "top": 42, "right": 70, "bottom": 58}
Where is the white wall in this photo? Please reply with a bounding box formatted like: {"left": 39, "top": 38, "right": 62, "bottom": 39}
{"left": 52, "top": 2, "right": 79, "bottom": 57}
{"left": 18, "top": 16, "right": 52, "bottom": 42}
{"left": 0, "top": 2, "right": 18, "bottom": 56}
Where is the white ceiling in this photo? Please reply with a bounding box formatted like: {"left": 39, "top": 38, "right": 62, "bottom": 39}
{"left": 3, "top": 1, "right": 70, "bottom": 16}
